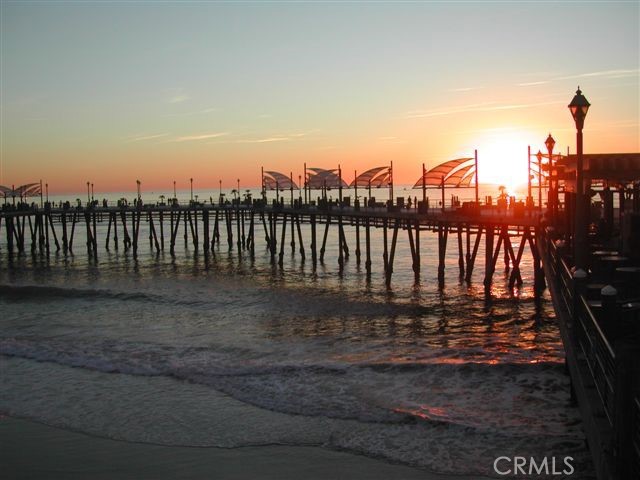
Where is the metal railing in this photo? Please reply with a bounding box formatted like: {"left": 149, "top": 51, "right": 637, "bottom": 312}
{"left": 543, "top": 229, "right": 640, "bottom": 478}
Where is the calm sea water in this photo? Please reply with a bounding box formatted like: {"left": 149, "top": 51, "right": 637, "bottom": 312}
{"left": 0, "top": 186, "right": 592, "bottom": 477}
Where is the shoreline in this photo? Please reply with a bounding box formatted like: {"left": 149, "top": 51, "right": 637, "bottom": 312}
{"left": 0, "top": 416, "right": 488, "bottom": 480}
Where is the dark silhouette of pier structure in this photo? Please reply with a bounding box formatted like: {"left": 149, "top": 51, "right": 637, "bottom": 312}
{"left": 0, "top": 196, "right": 546, "bottom": 293}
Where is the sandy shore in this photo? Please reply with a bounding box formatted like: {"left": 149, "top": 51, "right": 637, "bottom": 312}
{"left": 0, "top": 416, "right": 487, "bottom": 480}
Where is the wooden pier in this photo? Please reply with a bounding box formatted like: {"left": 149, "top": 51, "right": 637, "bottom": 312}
{"left": 0, "top": 200, "right": 545, "bottom": 291}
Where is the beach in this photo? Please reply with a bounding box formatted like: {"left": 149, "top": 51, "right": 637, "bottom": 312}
{"left": 2, "top": 416, "right": 488, "bottom": 480}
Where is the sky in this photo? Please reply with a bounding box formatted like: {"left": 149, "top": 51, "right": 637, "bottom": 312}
{"left": 1, "top": 1, "right": 638, "bottom": 194}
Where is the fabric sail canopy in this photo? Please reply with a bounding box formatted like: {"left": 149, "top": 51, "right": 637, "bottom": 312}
{"left": 412, "top": 158, "right": 475, "bottom": 188}
{"left": 263, "top": 171, "right": 298, "bottom": 190}
{"left": 349, "top": 166, "right": 390, "bottom": 188}
{"left": 307, "top": 168, "right": 348, "bottom": 189}
{"left": 0, "top": 183, "right": 42, "bottom": 197}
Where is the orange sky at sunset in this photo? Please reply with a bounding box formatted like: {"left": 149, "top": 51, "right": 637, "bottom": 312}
{"left": 1, "top": 3, "right": 638, "bottom": 195}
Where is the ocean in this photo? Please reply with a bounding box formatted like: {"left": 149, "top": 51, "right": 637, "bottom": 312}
{"left": 0, "top": 186, "right": 592, "bottom": 478}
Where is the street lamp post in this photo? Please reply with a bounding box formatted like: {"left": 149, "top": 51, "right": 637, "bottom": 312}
{"left": 87, "top": 181, "right": 90, "bottom": 205}
{"left": 536, "top": 150, "right": 543, "bottom": 211}
{"left": 568, "top": 87, "right": 590, "bottom": 269}
{"left": 136, "top": 180, "right": 141, "bottom": 204}
{"left": 173, "top": 180, "right": 176, "bottom": 202}
{"left": 527, "top": 146, "right": 532, "bottom": 205}
{"left": 91, "top": 183, "right": 94, "bottom": 202}
{"left": 190, "top": 178, "right": 193, "bottom": 202}
{"left": 545, "top": 133, "right": 556, "bottom": 222}
{"left": 219, "top": 180, "right": 222, "bottom": 204}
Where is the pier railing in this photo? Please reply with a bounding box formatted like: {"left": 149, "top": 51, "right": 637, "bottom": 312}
{"left": 544, "top": 231, "right": 640, "bottom": 479}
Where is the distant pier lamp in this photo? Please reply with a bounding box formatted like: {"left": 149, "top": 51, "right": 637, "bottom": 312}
{"left": 190, "top": 178, "right": 193, "bottom": 202}
{"left": 87, "top": 181, "right": 90, "bottom": 205}
{"left": 545, "top": 133, "right": 556, "bottom": 222}
{"left": 136, "top": 180, "right": 141, "bottom": 204}
{"left": 91, "top": 183, "right": 94, "bottom": 202}
{"left": 568, "top": 87, "right": 590, "bottom": 269}
{"left": 173, "top": 180, "right": 177, "bottom": 202}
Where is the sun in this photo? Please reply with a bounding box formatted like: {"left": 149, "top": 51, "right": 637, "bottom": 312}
{"left": 473, "top": 129, "right": 534, "bottom": 196}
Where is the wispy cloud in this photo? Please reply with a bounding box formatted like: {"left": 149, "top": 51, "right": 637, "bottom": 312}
{"left": 405, "top": 100, "right": 565, "bottom": 119}
{"left": 517, "top": 81, "right": 550, "bottom": 87}
{"left": 517, "top": 68, "right": 639, "bottom": 87}
{"left": 237, "top": 129, "right": 319, "bottom": 143}
{"left": 163, "top": 87, "right": 190, "bottom": 104}
{"left": 556, "top": 68, "right": 639, "bottom": 81}
{"left": 163, "top": 107, "right": 218, "bottom": 117}
{"left": 127, "top": 133, "right": 169, "bottom": 142}
{"left": 242, "top": 136, "right": 291, "bottom": 143}
{"left": 448, "top": 86, "right": 483, "bottom": 92}
{"left": 169, "top": 94, "right": 189, "bottom": 103}
{"left": 172, "top": 132, "right": 229, "bottom": 142}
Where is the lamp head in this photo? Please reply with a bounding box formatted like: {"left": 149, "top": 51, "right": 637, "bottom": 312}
{"left": 545, "top": 133, "right": 556, "bottom": 152}
{"left": 568, "top": 87, "right": 590, "bottom": 129}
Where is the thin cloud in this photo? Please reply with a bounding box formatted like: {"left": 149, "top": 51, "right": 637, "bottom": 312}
{"left": 556, "top": 68, "right": 639, "bottom": 81}
{"left": 518, "top": 81, "right": 550, "bottom": 87}
{"left": 448, "top": 86, "right": 483, "bottom": 92}
{"left": 163, "top": 107, "right": 219, "bottom": 117}
{"left": 242, "top": 137, "right": 291, "bottom": 143}
{"left": 237, "top": 129, "right": 319, "bottom": 143}
{"left": 169, "top": 94, "right": 189, "bottom": 103}
{"left": 172, "top": 132, "right": 229, "bottom": 142}
{"left": 127, "top": 133, "right": 169, "bottom": 142}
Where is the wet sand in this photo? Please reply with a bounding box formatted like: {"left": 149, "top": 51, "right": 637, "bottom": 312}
{"left": 0, "top": 416, "right": 487, "bottom": 480}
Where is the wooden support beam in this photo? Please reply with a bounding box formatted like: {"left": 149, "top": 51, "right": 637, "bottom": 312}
{"left": 414, "top": 220, "right": 420, "bottom": 276}
{"left": 278, "top": 214, "right": 288, "bottom": 267}
{"left": 320, "top": 215, "right": 330, "bottom": 263}
{"left": 383, "top": 218, "right": 389, "bottom": 275}
{"left": 483, "top": 224, "right": 495, "bottom": 289}
{"left": 365, "top": 217, "right": 371, "bottom": 276}
{"left": 159, "top": 211, "right": 164, "bottom": 251}
{"left": 465, "top": 226, "right": 482, "bottom": 282}
{"left": 261, "top": 212, "right": 270, "bottom": 248}
{"left": 149, "top": 212, "right": 160, "bottom": 253}
{"left": 386, "top": 219, "right": 399, "bottom": 286}
{"left": 290, "top": 210, "right": 295, "bottom": 253}
{"left": 438, "top": 223, "right": 448, "bottom": 287}
{"left": 338, "top": 217, "right": 344, "bottom": 271}
{"left": 355, "top": 217, "right": 361, "bottom": 265}
{"left": 106, "top": 213, "right": 112, "bottom": 250}
{"left": 236, "top": 209, "right": 241, "bottom": 255}
{"left": 69, "top": 212, "right": 77, "bottom": 253}
{"left": 203, "top": 210, "right": 210, "bottom": 253}
{"left": 407, "top": 220, "right": 417, "bottom": 276}
{"left": 311, "top": 214, "right": 317, "bottom": 267}
{"left": 61, "top": 213, "right": 68, "bottom": 253}
{"left": 457, "top": 224, "right": 464, "bottom": 278}
{"left": 296, "top": 215, "right": 305, "bottom": 260}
